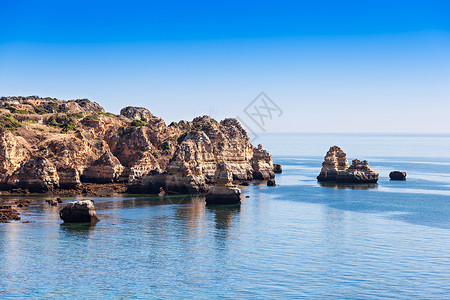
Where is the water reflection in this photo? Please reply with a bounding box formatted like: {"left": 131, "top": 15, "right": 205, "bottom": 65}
{"left": 319, "top": 182, "right": 378, "bottom": 190}
{"left": 207, "top": 205, "right": 241, "bottom": 233}
{"left": 59, "top": 222, "right": 97, "bottom": 240}
{"left": 60, "top": 222, "right": 97, "bottom": 232}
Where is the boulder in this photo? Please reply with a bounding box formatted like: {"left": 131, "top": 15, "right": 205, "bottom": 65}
{"left": 205, "top": 162, "right": 241, "bottom": 205}
{"left": 317, "top": 146, "right": 379, "bottom": 183}
{"left": 390, "top": 171, "right": 407, "bottom": 180}
{"left": 59, "top": 200, "right": 100, "bottom": 223}
{"left": 273, "top": 163, "right": 282, "bottom": 174}
{"left": 267, "top": 178, "right": 276, "bottom": 186}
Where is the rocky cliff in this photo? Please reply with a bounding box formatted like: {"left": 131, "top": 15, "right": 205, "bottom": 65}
{"left": 317, "top": 146, "right": 379, "bottom": 183}
{"left": 0, "top": 96, "right": 275, "bottom": 194}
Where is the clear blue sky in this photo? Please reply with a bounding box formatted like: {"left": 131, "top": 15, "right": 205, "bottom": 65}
{"left": 1, "top": 0, "right": 449, "bottom": 132}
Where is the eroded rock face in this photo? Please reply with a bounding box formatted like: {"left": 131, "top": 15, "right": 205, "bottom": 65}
{"left": 120, "top": 106, "right": 153, "bottom": 121}
{"left": 59, "top": 200, "right": 99, "bottom": 223}
{"left": 0, "top": 130, "right": 29, "bottom": 185}
{"left": 129, "top": 116, "right": 274, "bottom": 194}
{"left": 390, "top": 171, "right": 407, "bottom": 180}
{"left": 81, "top": 150, "right": 124, "bottom": 183}
{"left": 251, "top": 144, "right": 275, "bottom": 180}
{"left": 205, "top": 162, "right": 241, "bottom": 205}
{"left": 317, "top": 146, "right": 378, "bottom": 183}
{"left": 7, "top": 157, "right": 59, "bottom": 192}
{"left": 0, "top": 97, "right": 275, "bottom": 194}
{"left": 57, "top": 167, "right": 81, "bottom": 189}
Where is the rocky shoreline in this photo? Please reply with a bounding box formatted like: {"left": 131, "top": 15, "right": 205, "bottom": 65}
{"left": 0, "top": 96, "right": 275, "bottom": 195}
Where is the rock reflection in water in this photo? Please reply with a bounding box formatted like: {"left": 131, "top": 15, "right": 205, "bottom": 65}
{"left": 207, "top": 205, "right": 241, "bottom": 230}
{"left": 60, "top": 222, "right": 97, "bottom": 232}
{"left": 319, "top": 182, "right": 378, "bottom": 190}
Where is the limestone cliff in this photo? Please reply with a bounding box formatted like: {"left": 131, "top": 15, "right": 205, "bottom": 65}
{"left": 0, "top": 96, "right": 275, "bottom": 194}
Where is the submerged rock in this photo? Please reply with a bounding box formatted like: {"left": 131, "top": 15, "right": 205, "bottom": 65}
{"left": 390, "top": 171, "right": 407, "bottom": 180}
{"left": 59, "top": 200, "right": 100, "bottom": 223}
{"left": 317, "top": 146, "right": 378, "bottom": 183}
{"left": 273, "top": 163, "right": 282, "bottom": 174}
{"left": 205, "top": 162, "right": 241, "bottom": 205}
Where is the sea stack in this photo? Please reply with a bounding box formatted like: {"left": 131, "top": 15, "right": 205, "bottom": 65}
{"left": 317, "top": 146, "right": 379, "bottom": 183}
{"left": 205, "top": 162, "right": 241, "bottom": 205}
{"left": 59, "top": 200, "right": 100, "bottom": 223}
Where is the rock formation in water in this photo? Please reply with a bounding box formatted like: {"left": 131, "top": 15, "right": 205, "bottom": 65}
{"left": 59, "top": 200, "right": 100, "bottom": 223}
{"left": 0, "top": 203, "right": 20, "bottom": 222}
{"left": 389, "top": 171, "right": 407, "bottom": 180}
{"left": 0, "top": 96, "right": 275, "bottom": 194}
{"left": 273, "top": 163, "right": 282, "bottom": 174}
{"left": 205, "top": 162, "right": 241, "bottom": 205}
{"left": 317, "top": 146, "right": 379, "bottom": 183}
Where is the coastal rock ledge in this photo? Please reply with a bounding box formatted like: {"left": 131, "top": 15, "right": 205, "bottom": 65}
{"left": 317, "top": 146, "right": 379, "bottom": 183}
{"left": 59, "top": 200, "right": 100, "bottom": 223}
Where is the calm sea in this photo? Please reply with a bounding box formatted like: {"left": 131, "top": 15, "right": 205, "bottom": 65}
{"left": 1, "top": 133, "right": 450, "bottom": 299}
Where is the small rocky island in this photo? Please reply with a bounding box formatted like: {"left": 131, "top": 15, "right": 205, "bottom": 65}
{"left": 60, "top": 200, "right": 99, "bottom": 223}
{"left": 0, "top": 96, "right": 276, "bottom": 196}
{"left": 317, "top": 146, "right": 379, "bottom": 183}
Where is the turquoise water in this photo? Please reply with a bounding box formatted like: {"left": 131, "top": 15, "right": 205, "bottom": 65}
{"left": 1, "top": 133, "right": 450, "bottom": 299}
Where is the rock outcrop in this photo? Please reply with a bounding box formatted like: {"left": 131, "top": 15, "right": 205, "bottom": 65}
{"left": 120, "top": 106, "right": 153, "bottom": 121}
{"left": 59, "top": 200, "right": 100, "bottom": 223}
{"left": 273, "top": 163, "right": 282, "bottom": 174}
{"left": 390, "top": 171, "right": 407, "bottom": 180}
{"left": 0, "top": 97, "right": 275, "bottom": 194}
{"left": 0, "top": 204, "right": 20, "bottom": 223}
{"left": 267, "top": 178, "right": 276, "bottom": 186}
{"left": 128, "top": 116, "right": 274, "bottom": 194}
{"left": 81, "top": 150, "right": 124, "bottom": 183}
{"left": 317, "top": 146, "right": 378, "bottom": 183}
{"left": 205, "top": 162, "right": 241, "bottom": 205}
{"left": 7, "top": 157, "right": 59, "bottom": 192}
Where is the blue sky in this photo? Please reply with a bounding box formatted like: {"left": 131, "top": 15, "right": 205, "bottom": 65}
{"left": 1, "top": 0, "right": 449, "bottom": 132}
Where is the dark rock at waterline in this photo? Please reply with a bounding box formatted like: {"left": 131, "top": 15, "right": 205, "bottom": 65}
{"left": 273, "top": 163, "right": 282, "bottom": 174}
{"left": 60, "top": 200, "right": 100, "bottom": 223}
{"left": 317, "top": 146, "right": 379, "bottom": 183}
{"left": 45, "top": 199, "right": 58, "bottom": 206}
{"left": 390, "top": 171, "right": 407, "bottom": 180}
{"left": 267, "top": 179, "right": 276, "bottom": 186}
{"left": 0, "top": 204, "right": 20, "bottom": 223}
{"left": 56, "top": 197, "right": 63, "bottom": 203}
